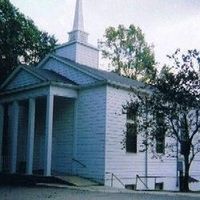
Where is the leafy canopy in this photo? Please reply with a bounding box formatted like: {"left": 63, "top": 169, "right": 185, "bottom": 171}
{"left": 153, "top": 49, "right": 200, "bottom": 191}
{"left": 124, "top": 49, "right": 200, "bottom": 192}
{"left": 99, "top": 24, "right": 156, "bottom": 83}
{"left": 0, "top": 0, "right": 57, "bottom": 83}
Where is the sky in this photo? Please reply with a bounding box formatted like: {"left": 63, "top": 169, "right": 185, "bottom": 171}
{"left": 10, "top": 0, "right": 200, "bottom": 70}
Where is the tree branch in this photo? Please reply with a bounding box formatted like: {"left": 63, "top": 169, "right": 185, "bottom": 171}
{"left": 190, "top": 110, "right": 200, "bottom": 143}
{"left": 169, "top": 117, "right": 181, "bottom": 143}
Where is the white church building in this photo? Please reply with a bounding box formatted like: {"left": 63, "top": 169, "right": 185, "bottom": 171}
{"left": 0, "top": 0, "right": 199, "bottom": 191}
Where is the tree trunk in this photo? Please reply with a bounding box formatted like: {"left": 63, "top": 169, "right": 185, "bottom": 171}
{"left": 181, "top": 155, "right": 190, "bottom": 192}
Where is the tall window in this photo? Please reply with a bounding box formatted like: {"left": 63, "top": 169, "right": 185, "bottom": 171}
{"left": 126, "top": 111, "right": 137, "bottom": 153}
{"left": 155, "top": 112, "right": 166, "bottom": 154}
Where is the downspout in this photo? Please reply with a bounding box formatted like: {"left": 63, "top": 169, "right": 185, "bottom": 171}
{"left": 176, "top": 137, "right": 179, "bottom": 187}
{"left": 145, "top": 134, "right": 148, "bottom": 189}
{"left": 145, "top": 97, "right": 148, "bottom": 189}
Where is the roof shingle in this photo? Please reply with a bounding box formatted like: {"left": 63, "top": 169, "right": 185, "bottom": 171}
{"left": 54, "top": 55, "right": 146, "bottom": 89}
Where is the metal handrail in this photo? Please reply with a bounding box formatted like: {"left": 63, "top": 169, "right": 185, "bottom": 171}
{"left": 136, "top": 174, "right": 149, "bottom": 190}
{"left": 106, "top": 172, "right": 125, "bottom": 187}
{"left": 72, "top": 158, "right": 86, "bottom": 168}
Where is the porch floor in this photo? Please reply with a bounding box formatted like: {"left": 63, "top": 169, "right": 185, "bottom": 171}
{"left": 0, "top": 173, "right": 73, "bottom": 186}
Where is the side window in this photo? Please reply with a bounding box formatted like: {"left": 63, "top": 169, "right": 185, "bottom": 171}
{"left": 126, "top": 111, "right": 137, "bottom": 153}
{"left": 155, "top": 112, "right": 166, "bottom": 154}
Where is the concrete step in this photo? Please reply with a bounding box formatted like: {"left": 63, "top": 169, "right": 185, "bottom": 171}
{"left": 55, "top": 175, "right": 99, "bottom": 187}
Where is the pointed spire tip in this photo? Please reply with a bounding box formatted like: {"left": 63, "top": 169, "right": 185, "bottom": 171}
{"left": 73, "top": 0, "right": 84, "bottom": 31}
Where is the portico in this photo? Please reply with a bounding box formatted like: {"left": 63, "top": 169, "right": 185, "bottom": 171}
{"left": 0, "top": 81, "right": 78, "bottom": 176}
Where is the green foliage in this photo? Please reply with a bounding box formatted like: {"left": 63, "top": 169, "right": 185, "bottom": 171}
{"left": 125, "top": 49, "right": 200, "bottom": 192}
{"left": 0, "top": 0, "right": 57, "bottom": 84}
{"left": 153, "top": 49, "right": 200, "bottom": 191}
{"left": 99, "top": 24, "right": 156, "bottom": 83}
{"left": 123, "top": 94, "right": 163, "bottom": 156}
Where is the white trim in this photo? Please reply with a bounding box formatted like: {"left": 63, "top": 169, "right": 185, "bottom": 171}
{"left": 104, "top": 85, "right": 108, "bottom": 183}
{"left": 36, "top": 54, "right": 52, "bottom": 69}
{"left": 55, "top": 41, "right": 99, "bottom": 51}
{"left": 50, "top": 85, "right": 78, "bottom": 99}
{"left": 72, "top": 98, "right": 78, "bottom": 174}
{"left": 0, "top": 85, "right": 50, "bottom": 103}
{"left": 1, "top": 66, "right": 23, "bottom": 89}
{"left": 0, "top": 81, "right": 78, "bottom": 96}
{"left": 44, "top": 94, "right": 54, "bottom": 176}
{"left": 0, "top": 66, "right": 45, "bottom": 90}
{"left": 0, "top": 82, "right": 78, "bottom": 103}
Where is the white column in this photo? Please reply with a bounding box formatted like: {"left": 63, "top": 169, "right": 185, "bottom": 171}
{"left": 26, "top": 98, "right": 35, "bottom": 175}
{"left": 0, "top": 104, "right": 4, "bottom": 171}
{"left": 10, "top": 101, "right": 19, "bottom": 173}
{"left": 44, "top": 95, "right": 54, "bottom": 176}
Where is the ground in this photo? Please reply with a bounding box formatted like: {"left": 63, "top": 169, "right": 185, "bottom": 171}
{"left": 0, "top": 186, "right": 200, "bottom": 200}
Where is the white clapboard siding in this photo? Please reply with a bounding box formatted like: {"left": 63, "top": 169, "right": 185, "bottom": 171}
{"left": 105, "top": 86, "right": 180, "bottom": 190}
{"left": 55, "top": 43, "right": 99, "bottom": 69}
{"left": 5, "top": 70, "right": 41, "bottom": 90}
{"left": 55, "top": 44, "right": 76, "bottom": 62}
{"left": 52, "top": 97, "right": 74, "bottom": 174}
{"left": 17, "top": 103, "right": 28, "bottom": 171}
{"left": 74, "top": 86, "right": 107, "bottom": 183}
{"left": 75, "top": 43, "right": 99, "bottom": 69}
{"left": 41, "top": 58, "right": 97, "bottom": 85}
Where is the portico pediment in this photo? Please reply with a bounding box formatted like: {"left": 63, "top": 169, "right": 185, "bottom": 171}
{"left": 1, "top": 66, "right": 43, "bottom": 91}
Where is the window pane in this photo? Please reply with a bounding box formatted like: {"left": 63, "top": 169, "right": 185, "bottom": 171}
{"left": 156, "top": 130, "right": 165, "bottom": 154}
{"left": 156, "top": 140, "right": 165, "bottom": 154}
{"left": 126, "top": 123, "right": 137, "bottom": 153}
{"left": 127, "top": 110, "right": 136, "bottom": 121}
{"left": 155, "top": 112, "right": 166, "bottom": 154}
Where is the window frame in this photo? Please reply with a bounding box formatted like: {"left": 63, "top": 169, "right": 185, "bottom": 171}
{"left": 126, "top": 111, "right": 138, "bottom": 153}
{"left": 155, "top": 112, "right": 166, "bottom": 154}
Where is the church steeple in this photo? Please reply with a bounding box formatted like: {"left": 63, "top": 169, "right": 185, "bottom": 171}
{"left": 56, "top": 0, "right": 99, "bottom": 68}
{"left": 68, "top": 0, "right": 88, "bottom": 43}
{"left": 73, "top": 0, "right": 84, "bottom": 31}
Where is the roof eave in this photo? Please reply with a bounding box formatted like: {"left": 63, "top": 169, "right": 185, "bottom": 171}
{"left": 0, "top": 81, "right": 78, "bottom": 97}
{"left": 107, "top": 80, "right": 151, "bottom": 95}
{"left": 78, "top": 79, "right": 151, "bottom": 95}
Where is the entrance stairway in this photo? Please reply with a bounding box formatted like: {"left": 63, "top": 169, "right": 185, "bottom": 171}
{"left": 55, "top": 175, "right": 99, "bottom": 187}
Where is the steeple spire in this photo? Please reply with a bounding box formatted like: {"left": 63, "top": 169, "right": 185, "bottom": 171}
{"left": 68, "top": 0, "right": 88, "bottom": 43}
{"left": 58, "top": 0, "right": 99, "bottom": 69}
{"left": 73, "top": 0, "right": 84, "bottom": 31}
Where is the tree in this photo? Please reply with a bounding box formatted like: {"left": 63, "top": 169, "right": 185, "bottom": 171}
{"left": 99, "top": 24, "right": 156, "bottom": 83}
{"left": 124, "top": 49, "right": 200, "bottom": 192}
{"left": 0, "top": 0, "right": 57, "bottom": 84}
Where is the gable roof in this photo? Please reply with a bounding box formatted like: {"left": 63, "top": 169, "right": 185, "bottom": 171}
{"left": 0, "top": 65, "right": 77, "bottom": 91}
{"left": 53, "top": 54, "right": 146, "bottom": 89}
{"left": 1, "top": 53, "right": 148, "bottom": 93}
{"left": 24, "top": 66, "right": 76, "bottom": 85}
